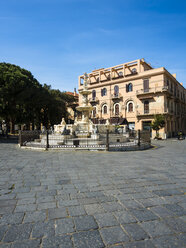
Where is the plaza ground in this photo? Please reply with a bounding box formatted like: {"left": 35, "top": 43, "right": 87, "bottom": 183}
{"left": 0, "top": 139, "right": 186, "bottom": 247}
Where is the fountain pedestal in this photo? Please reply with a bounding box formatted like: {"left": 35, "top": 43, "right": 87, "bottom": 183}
{"left": 51, "top": 73, "right": 102, "bottom": 145}
{"left": 75, "top": 73, "right": 94, "bottom": 138}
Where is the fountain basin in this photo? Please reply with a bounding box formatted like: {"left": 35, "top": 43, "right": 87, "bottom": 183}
{"left": 76, "top": 106, "right": 94, "bottom": 112}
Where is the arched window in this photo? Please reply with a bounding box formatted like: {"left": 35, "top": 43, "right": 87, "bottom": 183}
{"left": 92, "top": 107, "right": 96, "bottom": 118}
{"left": 102, "top": 104, "right": 108, "bottom": 114}
{"left": 127, "top": 101, "right": 134, "bottom": 112}
{"left": 144, "top": 101, "right": 149, "bottom": 114}
{"left": 114, "top": 85, "right": 119, "bottom": 97}
{"left": 101, "top": 88, "right": 107, "bottom": 96}
{"left": 114, "top": 103, "right": 120, "bottom": 116}
{"left": 92, "top": 90, "right": 96, "bottom": 100}
{"left": 128, "top": 83, "right": 133, "bottom": 92}
{"left": 128, "top": 103, "right": 133, "bottom": 112}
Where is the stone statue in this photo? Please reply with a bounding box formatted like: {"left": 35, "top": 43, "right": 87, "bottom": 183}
{"left": 106, "top": 119, "right": 110, "bottom": 125}
{"left": 61, "top": 118, "right": 66, "bottom": 126}
{"left": 92, "top": 125, "right": 98, "bottom": 134}
{"left": 83, "top": 73, "right": 88, "bottom": 89}
{"left": 74, "top": 116, "right": 78, "bottom": 124}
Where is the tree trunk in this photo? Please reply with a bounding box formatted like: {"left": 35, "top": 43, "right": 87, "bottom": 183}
{"left": 10, "top": 119, "right": 15, "bottom": 134}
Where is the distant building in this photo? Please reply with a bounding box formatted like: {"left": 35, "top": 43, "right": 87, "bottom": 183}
{"left": 78, "top": 58, "right": 186, "bottom": 138}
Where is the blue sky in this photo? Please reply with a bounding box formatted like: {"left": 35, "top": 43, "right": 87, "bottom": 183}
{"left": 0, "top": 0, "right": 186, "bottom": 91}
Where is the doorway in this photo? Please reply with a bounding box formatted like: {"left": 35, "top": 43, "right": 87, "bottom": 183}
{"left": 142, "top": 121, "right": 152, "bottom": 137}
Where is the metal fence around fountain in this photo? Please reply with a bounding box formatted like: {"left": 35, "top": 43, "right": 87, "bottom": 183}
{"left": 19, "top": 129, "right": 151, "bottom": 151}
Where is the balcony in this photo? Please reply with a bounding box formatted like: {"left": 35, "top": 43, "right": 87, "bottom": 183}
{"left": 136, "top": 86, "right": 171, "bottom": 99}
{"left": 89, "top": 97, "right": 99, "bottom": 104}
{"left": 111, "top": 93, "right": 123, "bottom": 100}
{"left": 136, "top": 108, "right": 172, "bottom": 117}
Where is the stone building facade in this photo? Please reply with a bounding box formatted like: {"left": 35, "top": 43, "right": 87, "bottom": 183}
{"left": 78, "top": 59, "right": 186, "bottom": 138}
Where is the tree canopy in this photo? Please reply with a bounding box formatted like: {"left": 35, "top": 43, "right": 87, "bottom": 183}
{"left": 151, "top": 114, "right": 165, "bottom": 138}
{"left": 0, "top": 62, "right": 76, "bottom": 132}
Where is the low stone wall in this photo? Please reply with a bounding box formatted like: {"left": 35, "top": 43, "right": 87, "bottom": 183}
{"left": 109, "top": 142, "right": 151, "bottom": 151}
{"left": 23, "top": 140, "right": 151, "bottom": 152}
{"left": 20, "top": 130, "right": 151, "bottom": 152}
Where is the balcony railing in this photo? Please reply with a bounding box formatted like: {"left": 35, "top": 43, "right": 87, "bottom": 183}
{"left": 111, "top": 93, "right": 123, "bottom": 100}
{"left": 136, "top": 107, "right": 172, "bottom": 116}
{"left": 89, "top": 97, "right": 99, "bottom": 103}
{"left": 136, "top": 86, "right": 170, "bottom": 96}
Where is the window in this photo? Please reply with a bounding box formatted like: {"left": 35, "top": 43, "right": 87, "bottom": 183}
{"left": 142, "top": 121, "right": 151, "bottom": 133}
{"left": 118, "top": 71, "right": 123, "bottom": 77}
{"left": 126, "top": 84, "right": 128, "bottom": 92}
{"left": 143, "top": 79, "right": 149, "bottom": 93}
{"left": 102, "top": 104, "right": 108, "bottom": 114}
{"left": 144, "top": 101, "right": 149, "bottom": 114}
{"left": 80, "top": 78, "right": 84, "bottom": 85}
{"left": 127, "top": 101, "right": 134, "bottom": 112}
{"left": 92, "top": 90, "right": 96, "bottom": 100}
{"left": 96, "top": 77, "right": 99, "bottom": 83}
{"left": 114, "top": 85, "right": 119, "bottom": 97}
{"left": 128, "top": 83, "right": 133, "bottom": 92}
{"left": 170, "top": 83, "right": 173, "bottom": 92}
{"left": 101, "top": 88, "right": 107, "bottom": 96}
{"left": 114, "top": 103, "right": 120, "bottom": 116}
{"left": 174, "top": 85, "right": 176, "bottom": 96}
{"left": 126, "top": 83, "right": 133, "bottom": 92}
{"left": 128, "top": 122, "right": 135, "bottom": 130}
{"left": 128, "top": 103, "right": 133, "bottom": 112}
{"left": 166, "top": 79, "right": 169, "bottom": 87}
{"left": 171, "top": 102, "right": 173, "bottom": 113}
{"left": 132, "top": 68, "right": 137, "bottom": 74}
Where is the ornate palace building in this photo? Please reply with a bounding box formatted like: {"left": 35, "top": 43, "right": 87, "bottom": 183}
{"left": 78, "top": 59, "right": 186, "bottom": 138}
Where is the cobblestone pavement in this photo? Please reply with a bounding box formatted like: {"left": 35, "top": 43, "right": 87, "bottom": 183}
{"left": 0, "top": 139, "right": 186, "bottom": 248}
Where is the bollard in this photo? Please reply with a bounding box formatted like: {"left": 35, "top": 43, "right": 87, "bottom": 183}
{"left": 106, "top": 129, "right": 109, "bottom": 151}
{"left": 19, "top": 130, "right": 22, "bottom": 146}
{"left": 138, "top": 129, "right": 141, "bottom": 146}
{"left": 46, "top": 130, "right": 49, "bottom": 150}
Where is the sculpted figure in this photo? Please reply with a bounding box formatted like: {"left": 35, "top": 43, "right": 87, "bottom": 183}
{"left": 61, "top": 118, "right": 66, "bottom": 126}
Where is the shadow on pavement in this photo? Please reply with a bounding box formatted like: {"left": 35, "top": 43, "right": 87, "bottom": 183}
{"left": 0, "top": 135, "right": 18, "bottom": 144}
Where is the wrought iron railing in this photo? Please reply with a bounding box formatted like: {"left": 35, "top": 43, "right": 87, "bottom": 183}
{"left": 19, "top": 129, "right": 151, "bottom": 151}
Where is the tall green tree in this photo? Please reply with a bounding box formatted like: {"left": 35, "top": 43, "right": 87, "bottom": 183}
{"left": 38, "top": 86, "right": 76, "bottom": 128}
{"left": 0, "top": 63, "right": 41, "bottom": 132}
{"left": 0, "top": 62, "right": 77, "bottom": 132}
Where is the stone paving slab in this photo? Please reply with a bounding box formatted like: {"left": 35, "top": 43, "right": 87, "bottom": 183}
{"left": 0, "top": 140, "right": 185, "bottom": 247}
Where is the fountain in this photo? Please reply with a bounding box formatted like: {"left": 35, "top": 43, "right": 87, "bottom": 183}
{"left": 44, "top": 73, "right": 101, "bottom": 146}
{"left": 75, "top": 73, "right": 94, "bottom": 138}
{"left": 24, "top": 73, "right": 129, "bottom": 149}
